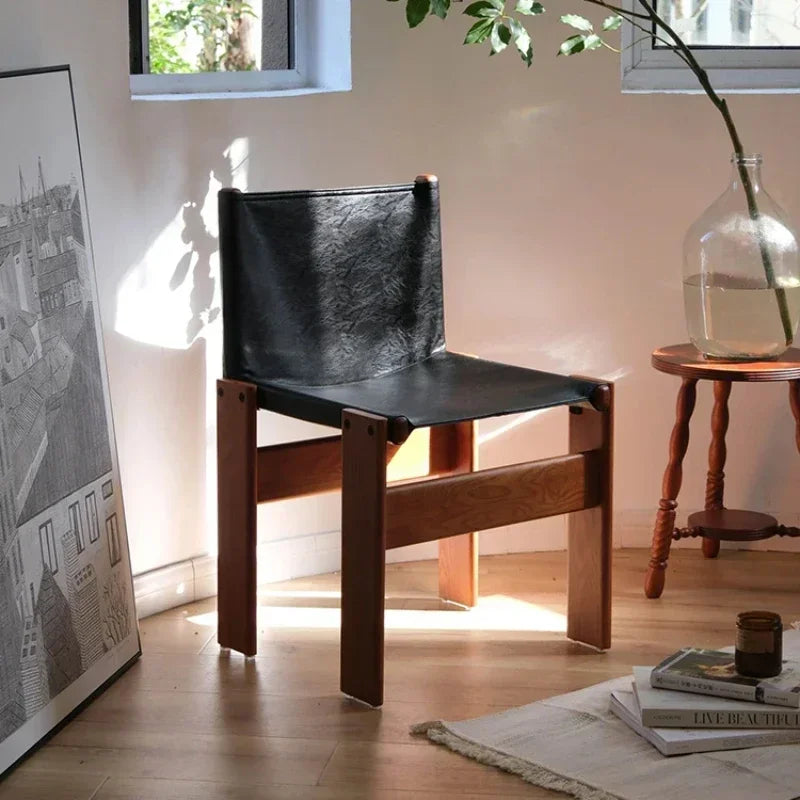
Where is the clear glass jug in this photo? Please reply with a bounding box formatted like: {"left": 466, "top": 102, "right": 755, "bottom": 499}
{"left": 683, "top": 154, "right": 800, "bottom": 360}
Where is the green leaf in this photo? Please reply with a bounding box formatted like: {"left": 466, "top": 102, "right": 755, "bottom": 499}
{"left": 584, "top": 33, "right": 602, "bottom": 49}
{"left": 515, "top": 0, "right": 544, "bottom": 14}
{"left": 558, "top": 33, "right": 587, "bottom": 55}
{"left": 490, "top": 21, "right": 512, "bottom": 53}
{"left": 431, "top": 0, "right": 451, "bottom": 18}
{"left": 560, "top": 13, "right": 593, "bottom": 32}
{"left": 406, "top": 0, "right": 431, "bottom": 27}
{"left": 602, "top": 14, "right": 622, "bottom": 30}
{"left": 508, "top": 19, "right": 533, "bottom": 65}
{"left": 464, "top": 16, "right": 495, "bottom": 42}
{"left": 464, "top": 0, "right": 503, "bottom": 18}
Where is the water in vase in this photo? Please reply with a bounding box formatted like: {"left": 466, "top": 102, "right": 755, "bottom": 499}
{"left": 683, "top": 273, "right": 800, "bottom": 360}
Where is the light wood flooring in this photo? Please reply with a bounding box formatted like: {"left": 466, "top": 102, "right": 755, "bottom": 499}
{"left": 3, "top": 548, "right": 800, "bottom": 799}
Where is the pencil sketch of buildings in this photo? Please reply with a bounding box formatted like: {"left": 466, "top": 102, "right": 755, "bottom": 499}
{"left": 0, "top": 156, "right": 133, "bottom": 743}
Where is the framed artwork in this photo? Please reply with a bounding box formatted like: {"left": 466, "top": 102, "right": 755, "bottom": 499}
{"left": 0, "top": 66, "right": 140, "bottom": 775}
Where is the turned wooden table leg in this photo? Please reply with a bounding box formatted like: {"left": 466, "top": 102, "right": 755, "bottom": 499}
{"left": 702, "top": 380, "right": 731, "bottom": 559}
{"left": 790, "top": 381, "right": 800, "bottom": 454}
{"left": 645, "top": 378, "right": 697, "bottom": 599}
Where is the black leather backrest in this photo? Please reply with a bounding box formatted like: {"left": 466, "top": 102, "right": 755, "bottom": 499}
{"left": 218, "top": 179, "right": 446, "bottom": 387}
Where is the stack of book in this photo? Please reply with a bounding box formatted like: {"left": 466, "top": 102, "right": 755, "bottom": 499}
{"left": 610, "top": 646, "right": 800, "bottom": 756}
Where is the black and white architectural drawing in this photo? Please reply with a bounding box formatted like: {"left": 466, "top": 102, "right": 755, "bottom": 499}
{"left": 0, "top": 66, "right": 139, "bottom": 775}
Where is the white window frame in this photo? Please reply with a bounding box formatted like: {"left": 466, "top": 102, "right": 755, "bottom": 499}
{"left": 131, "top": 0, "right": 351, "bottom": 101}
{"left": 621, "top": 1, "right": 800, "bottom": 93}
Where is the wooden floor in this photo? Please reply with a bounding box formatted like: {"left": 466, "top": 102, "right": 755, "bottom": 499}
{"left": 4, "top": 548, "right": 800, "bottom": 799}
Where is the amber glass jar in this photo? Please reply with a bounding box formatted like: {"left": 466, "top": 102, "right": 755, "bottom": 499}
{"left": 735, "top": 611, "right": 782, "bottom": 678}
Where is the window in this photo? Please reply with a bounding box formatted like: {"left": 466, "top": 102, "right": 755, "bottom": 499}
{"left": 622, "top": 0, "right": 800, "bottom": 93}
{"left": 129, "top": 0, "right": 351, "bottom": 100}
{"left": 85, "top": 492, "right": 100, "bottom": 543}
{"left": 106, "top": 514, "right": 122, "bottom": 566}
{"left": 39, "top": 520, "right": 58, "bottom": 573}
{"left": 69, "top": 502, "right": 85, "bottom": 553}
{"left": 102, "top": 479, "right": 114, "bottom": 499}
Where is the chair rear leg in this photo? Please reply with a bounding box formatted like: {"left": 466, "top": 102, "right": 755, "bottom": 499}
{"left": 432, "top": 422, "right": 478, "bottom": 607}
{"left": 217, "top": 379, "right": 258, "bottom": 656}
{"left": 341, "top": 409, "right": 388, "bottom": 707}
{"left": 567, "top": 385, "right": 614, "bottom": 650}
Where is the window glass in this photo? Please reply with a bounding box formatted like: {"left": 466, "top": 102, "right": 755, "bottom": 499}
{"left": 142, "top": 0, "right": 290, "bottom": 74}
{"left": 657, "top": 0, "right": 800, "bottom": 46}
{"left": 86, "top": 492, "right": 100, "bottom": 543}
{"left": 107, "top": 513, "right": 121, "bottom": 566}
{"left": 69, "top": 501, "right": 85, "bottom": 553}
{"left": 38, "top": 520, "right": 58, "bottom": 573}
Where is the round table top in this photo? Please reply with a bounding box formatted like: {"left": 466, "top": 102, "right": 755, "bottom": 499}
{"left": 652, "top": 344, "right": 800, "bottom": 382}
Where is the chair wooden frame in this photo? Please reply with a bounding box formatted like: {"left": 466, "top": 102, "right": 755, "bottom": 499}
{"left": 217, "top": 378, "right": 613, "bottom": 707}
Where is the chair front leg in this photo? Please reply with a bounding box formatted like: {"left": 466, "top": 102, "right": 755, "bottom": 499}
{"left": 217, "top": 379, "right": 258, "bottom": 656}
{"left": 340, "top": 409, "right": 388, "bottom": 707}
{"left": 431, "top": 422, "right": 478, "bottom": 607}
{"left": 567, "top": 383, "right": 614, "bottom": 650}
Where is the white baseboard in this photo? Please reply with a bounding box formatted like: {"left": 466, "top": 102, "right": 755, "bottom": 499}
{"left": 135, "top": 511, "right": 800, "bottom": 618}
{"left": 133, "top": 554, "right": 217, "bottom": 619}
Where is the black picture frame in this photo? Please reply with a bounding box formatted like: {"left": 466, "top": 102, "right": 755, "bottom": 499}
{"left": 0, "top": 64, "right": 140, "bottom": 778}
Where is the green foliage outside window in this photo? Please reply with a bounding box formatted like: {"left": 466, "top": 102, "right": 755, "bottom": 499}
{"left": 148, "top": 0, "right": 257, "bottom": 74}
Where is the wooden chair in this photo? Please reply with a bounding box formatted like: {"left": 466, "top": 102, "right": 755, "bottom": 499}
{"left": 216, "top": 175, "right": 614, "bottom": 707}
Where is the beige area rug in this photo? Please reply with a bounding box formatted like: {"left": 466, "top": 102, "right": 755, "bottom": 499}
{"left": 413, "top": 632, "right": 800, "bottom": 800}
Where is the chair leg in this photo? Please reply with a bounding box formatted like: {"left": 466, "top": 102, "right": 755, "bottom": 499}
{"left": 340, "top": 409, "right": 388, "bottom": 707}
{"left": 432, "top": 422, "right": 478, "bottom": 607}
{"left": 217, "top": 379, "right": 258, "bottom": 656}
{"left": 567, "top": 385, "right": 614, "bottom": 650}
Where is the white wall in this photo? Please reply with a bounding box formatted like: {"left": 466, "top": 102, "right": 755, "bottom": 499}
{"left": 2, "top": 1, "right": 800, "bottom": 584}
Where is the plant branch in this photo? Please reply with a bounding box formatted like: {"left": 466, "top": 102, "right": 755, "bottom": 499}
{"left": 633, "top": 0, "right": 793, "bottom": 345}
{"left": 613, "top": 7, "right": 694, "bottom": 67}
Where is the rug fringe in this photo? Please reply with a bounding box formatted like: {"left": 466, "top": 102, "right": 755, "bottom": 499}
{"left": 411, "top": 721, "right": 622, "bottom": 800}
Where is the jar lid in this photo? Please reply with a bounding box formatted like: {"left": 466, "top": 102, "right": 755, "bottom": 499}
{"left": 737, "top": 610, "right": 782, "bottom": 630}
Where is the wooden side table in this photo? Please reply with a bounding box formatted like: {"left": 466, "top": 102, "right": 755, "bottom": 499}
{"left": 645, "top": 343, "right": 800, "bottom": 599}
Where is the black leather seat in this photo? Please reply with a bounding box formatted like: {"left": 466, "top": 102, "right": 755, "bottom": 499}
{"left": 218, "top": 177, "right": 600, "bottom": 440}
{"left": 257, "top": 351, "right": 598, "bottom": 443}
{"left": 216, "top": 175, "right": 613, "bottom": 707}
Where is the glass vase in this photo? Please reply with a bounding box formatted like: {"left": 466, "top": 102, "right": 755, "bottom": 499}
{"left": 683, "top": 154, "right": 800, "bottom": 360}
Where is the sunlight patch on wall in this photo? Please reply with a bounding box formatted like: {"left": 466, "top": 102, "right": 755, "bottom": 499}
{"left": 204, "top": 138, "right": 251, "bottom": 557}
{"left": 478, "top": 410, "right": 545, "bottom": 446}
{"left": 115, "top": 138, "right": 249, "bottom": 350}
{"left": 115, "top": 203, "right": 196, "bottom": 348}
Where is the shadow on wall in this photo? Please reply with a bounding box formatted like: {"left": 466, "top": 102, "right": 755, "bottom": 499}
{"left": 114, "top": 133, "right": 250, "bottom": 350}
{"left": 101, "top": 114, "right": 252, "bottom": 571}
